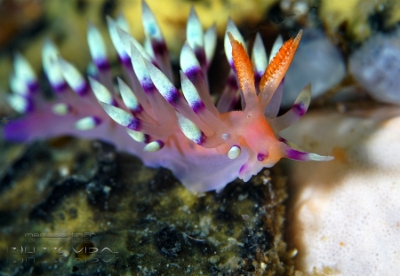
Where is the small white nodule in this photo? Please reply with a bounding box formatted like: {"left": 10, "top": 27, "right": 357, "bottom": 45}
{"left": 227, "top": 145, "right": 241, "bottom": 159}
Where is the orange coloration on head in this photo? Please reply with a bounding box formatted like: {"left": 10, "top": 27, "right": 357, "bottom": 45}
{"left": 242, "top": 115, "right": 283, "bottom": 163}
{"left": 224, "top": 33, "right": 289, "bottom": 180}
{"left": 223, "top": 30, "right": 332, "bottom": 183}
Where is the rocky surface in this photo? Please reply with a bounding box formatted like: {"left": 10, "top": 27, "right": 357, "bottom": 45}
{"left": 0, "top": 137, "right": 297, "bottom": 275}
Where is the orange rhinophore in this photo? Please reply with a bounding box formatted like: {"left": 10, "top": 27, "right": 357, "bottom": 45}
{"left": 228, "top": 33, "right": 255, "bottom": 96}
{"left": 259, "top": 30, "right": 302, "bottom": 108}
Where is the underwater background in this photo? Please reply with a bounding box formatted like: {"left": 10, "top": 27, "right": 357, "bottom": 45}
{"left": 1, "top": 0, "right": 400, "bottom": 275}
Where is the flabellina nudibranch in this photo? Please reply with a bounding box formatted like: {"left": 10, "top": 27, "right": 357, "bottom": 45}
{"left": 3, "top": 2, "right": 333, "bottom": 192}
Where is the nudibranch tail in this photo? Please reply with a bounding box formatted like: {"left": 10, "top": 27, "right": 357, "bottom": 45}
{"left": 3, "top": 2, "right": 333, "bottom": 193}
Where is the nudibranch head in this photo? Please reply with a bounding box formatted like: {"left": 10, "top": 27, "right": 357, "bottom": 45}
{"left": 215, "top": 30, "right": 333, "bottom": 182}
{"left": 4, "top": 1, "right": 333, "bottom": 192}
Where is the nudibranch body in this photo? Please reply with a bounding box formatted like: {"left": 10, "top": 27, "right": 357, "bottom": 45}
{"left": 4, "top": 2, "right": 332, "bottom": 192}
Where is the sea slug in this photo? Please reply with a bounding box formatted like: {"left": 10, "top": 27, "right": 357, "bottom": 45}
{"left": 3, "top": 2, "right": 333, "bottom": 192}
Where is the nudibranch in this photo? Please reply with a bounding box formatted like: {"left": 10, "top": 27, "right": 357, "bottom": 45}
{"left": 3, "top": 2, "right": 333, "bottom": 192}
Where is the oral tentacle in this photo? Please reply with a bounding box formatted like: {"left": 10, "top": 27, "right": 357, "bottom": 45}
{"left": 270, "top": 83, "right": 311, "bottom": 132}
